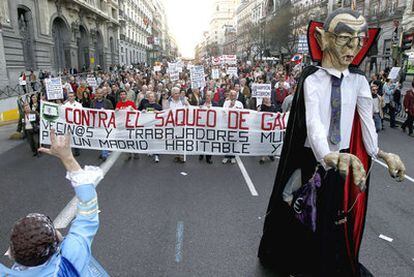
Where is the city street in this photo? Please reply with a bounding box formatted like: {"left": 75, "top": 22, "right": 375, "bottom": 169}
{"left": 0, "top": 124, "right": 413, "bottom": 276}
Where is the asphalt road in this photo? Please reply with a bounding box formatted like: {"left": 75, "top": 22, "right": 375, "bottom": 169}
{"left": 0, "top": 124, "right": 413, "bottom": 276}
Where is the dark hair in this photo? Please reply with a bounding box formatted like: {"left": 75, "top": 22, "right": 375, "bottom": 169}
{"left": 10, "top": 213, "right": 58, "bottom": 266}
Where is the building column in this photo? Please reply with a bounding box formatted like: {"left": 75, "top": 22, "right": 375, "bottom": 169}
{"left": 0, "top": 27, "right": 9, "bottom": 87}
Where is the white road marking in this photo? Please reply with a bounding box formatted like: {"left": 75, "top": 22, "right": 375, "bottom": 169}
{"left": 379, "top": 234, "right": 394, "bottom": 242}
{"left": 236, "top": 156, "right": 258, "bottom": 196}
{"left": 175, "top": 221, "right": 184, "bottom": 263}
{"left": 53, "top": 152, "right": 121, "bottom": 229}
{"left": 374, "top": 159, "right": 414, "bottom": 183}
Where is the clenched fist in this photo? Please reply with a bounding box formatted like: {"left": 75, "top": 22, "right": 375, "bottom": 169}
{"left": 323, "top": 152, "right": 366, "bottom": 191}
{"left": 378, "top": 150, "right": 405, "bottom": 182}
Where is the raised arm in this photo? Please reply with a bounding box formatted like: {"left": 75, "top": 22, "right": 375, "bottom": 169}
{"left": 38, "top": 129, "right": 103, "bottom": 273}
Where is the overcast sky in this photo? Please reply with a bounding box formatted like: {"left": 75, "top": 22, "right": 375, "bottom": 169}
{"left": 165, "top": 0, "right": 213, "bottom": 58}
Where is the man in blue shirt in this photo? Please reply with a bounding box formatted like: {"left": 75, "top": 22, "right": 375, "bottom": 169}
{"left": 0, "top": 129, "right": 107, "bottom": 276}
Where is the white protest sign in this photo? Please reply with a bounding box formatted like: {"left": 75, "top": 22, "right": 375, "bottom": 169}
{"left": 167, "top": 62, "right": 177, "bottom": 72}
{"left": 45, "top": 77, "right": 64, "bottom": 100}
{"left": 211, "top": 69, "right": 220, "bottom": 79}
{"left": 28, "top": 114, "right": 36, "bottom": 122}
{"left": 177, "top": 63, "right": 183, "bottom": 73}
{"left": 40, "top": 101, "right": 288, "bottom": 156}
{"left": 87, "top": 77, "right": 97, "bottom": 88}
{"left": 154, "top": 65, "right": 161, "bottom": 72}
{"left": 252, "top": 83, "right": 272, "bottom": 98}
{"left": 388, "top": 67, "right": 401, "bottom": 80}
{"left": 169, "top": 71, "right": 180, "bottom": 82}
{"left": 19, "top": 77, "right": 26, "bottom": 86}
{"left": 221, "top": 55, "right": 237, "bottom": 65}
{"left": 227, "top": 67, "right": 238, "bottom": 78}
{"left": 190, "top": 65, "right": 206, "bottom": 89}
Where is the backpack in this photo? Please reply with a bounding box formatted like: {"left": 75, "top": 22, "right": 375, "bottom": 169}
{"left": 393, "top": 89, "right": 401, "bottom": 103}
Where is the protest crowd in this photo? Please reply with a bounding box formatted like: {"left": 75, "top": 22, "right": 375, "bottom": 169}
{"left": 17, "top": 58, "right": 304, "bottom": 163}
{"left": 15, "top": 56, "right": 414, "bottom": 167}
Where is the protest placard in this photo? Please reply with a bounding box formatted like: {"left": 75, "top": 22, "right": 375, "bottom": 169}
{"left": 45, "top": 77, "right": 63, "bottom": 100}
{"left": 169, "top": 71, "right": 180, "bottom": 82}
{"left": 190, "top": 65, "right": 206, "bottom": 88}
{"left": 87, "top": 77, "right": 97, "bottom": 89}
{"left": 154, "top": 65, "right": 161, "bottom": 72}
{"left": 252, "top": 83, "right": 272, "bottom": 98}
{"left": 211, "top": 69, "right": 220, "bottom": 79}
{"left": 227, "top": 67, "right": 238, "bottom": 78}
{"left": 221, "top": 55, "right": 237, "bottom": 65}
{"left": 40, "top": 101, "right": 288, "bottom": 156}
{"left": 388, "top": 67, "right": 401, "bottom": 80}
{"left": 167, "top": 62, "right": 177, "bottom": 72}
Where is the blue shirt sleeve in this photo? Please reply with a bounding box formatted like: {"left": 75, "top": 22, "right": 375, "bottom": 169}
{"left": 61, "top": 184, "right": 99, "bottom": 274}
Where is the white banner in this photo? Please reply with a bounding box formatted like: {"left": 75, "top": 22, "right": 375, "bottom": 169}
{"left": 45, "top": 77, "right": 63, "bottom": 100}
{"left": 190, "top": 65, "right": 206, "bottom": 89}
{"left": 40, "top": 101, "right": 288, "bottom": 156}
{"left": 221, "top": 55, "right": 237, "bottom": 65}
{"left": 252, "top": 84, "right": 272, "bottom": 98}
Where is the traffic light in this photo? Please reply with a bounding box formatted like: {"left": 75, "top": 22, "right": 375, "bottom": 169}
{"left": 401, "top": 32, "right": 414, "bottom": 51}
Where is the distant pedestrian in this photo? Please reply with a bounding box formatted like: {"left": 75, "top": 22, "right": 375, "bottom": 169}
{"left": 222, "top": 90, "right": 243, "bottom": 164}
{"left": 401, "top": 80, "right": 414, "bottom": 137}
{"left": 63, "top": 91, "right": 83, "bottom": 156}
{"left": 90, "top": 88, "right": 114, "bottom": 161}
{"left": 258, "top": 97, "right": 277, "bottom": 164}
{"left": 18, "top": 103, "right": 39, "bottom": 157}
{"left": 371, "top": 83, "right": 384, "bottom": 132}
{"left": 19, "top": 72, "right": 27, "bottom": 94}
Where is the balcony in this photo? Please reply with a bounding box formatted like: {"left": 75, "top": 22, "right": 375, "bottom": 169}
{"left": 368, "top": 6, "right": 405, "bottom": 24}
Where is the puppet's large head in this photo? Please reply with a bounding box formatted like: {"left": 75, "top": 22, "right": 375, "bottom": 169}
{"left": 315, "top": 8, "right": 368, "bottom": 71}
{"left": 8, "top": 213, "right": 59, "bottom": 266}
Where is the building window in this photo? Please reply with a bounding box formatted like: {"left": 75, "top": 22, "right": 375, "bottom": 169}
{"left": 383, "top": 39, "right": 391, "bottom": 57}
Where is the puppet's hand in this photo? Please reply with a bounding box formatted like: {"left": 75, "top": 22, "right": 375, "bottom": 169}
{"left": 323, "top": 152, "right": 366, "bottom": 191}
{"left": 378, "top": 150, "right": 405, "bottom": 182}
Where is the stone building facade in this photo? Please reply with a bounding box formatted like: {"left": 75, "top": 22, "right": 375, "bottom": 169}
{"left": 118, "top": 0, "right": 153, "bottom": 65}
{"left": 0, "top": 0, "right": 120, "bottom": 86}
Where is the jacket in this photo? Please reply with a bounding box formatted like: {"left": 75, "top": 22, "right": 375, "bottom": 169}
{"left": 0, "top": 182, "right": 107, "bottom": 276}
{"left": 17, "top": 111, "right": 39, "bottom": 133}
{"left": 90, "top": 98, "right": 114, "bottom": 110}
{"left": 403, "top": 89, "right": 414, "bottom": 116}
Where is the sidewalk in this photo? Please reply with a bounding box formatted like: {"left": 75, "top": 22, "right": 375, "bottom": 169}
{"left": 0, "top": 123, "right": 23, "bottom": 155}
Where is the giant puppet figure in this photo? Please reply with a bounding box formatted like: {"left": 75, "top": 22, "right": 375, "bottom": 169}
{"left": 258, "top": 8, "right": 406, "bottom": 276}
